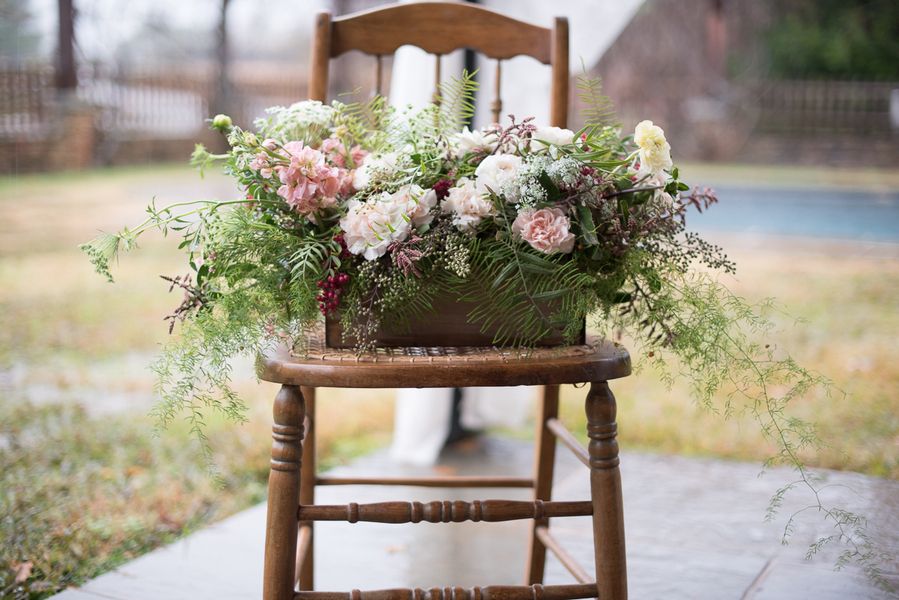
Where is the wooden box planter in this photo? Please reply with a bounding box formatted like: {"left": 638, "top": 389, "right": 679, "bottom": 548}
{"left": 324, "top": 295, "right": 585, "bottom": 348}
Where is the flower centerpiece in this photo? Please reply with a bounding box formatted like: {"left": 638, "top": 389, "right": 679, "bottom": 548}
{"left": 86, "top": 76, "right": 729, "bottom": 352}
{"left": 80, "top": 75, "right": 888, "bottom": 583}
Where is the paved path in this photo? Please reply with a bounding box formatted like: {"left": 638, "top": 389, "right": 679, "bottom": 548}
{"left": 53, "top": 438, "right": 899, "bottom": 599}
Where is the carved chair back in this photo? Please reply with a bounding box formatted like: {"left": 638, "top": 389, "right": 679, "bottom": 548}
{"left": 308, "top": 1, "right": 570, "bottom": 127}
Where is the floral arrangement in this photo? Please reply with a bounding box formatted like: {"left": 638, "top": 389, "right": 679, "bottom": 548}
{"left": 80, "top": 75, "right": 887, "bottom": 584}
{"left": 83, "top": 76, "right": 732, "bottom": 355}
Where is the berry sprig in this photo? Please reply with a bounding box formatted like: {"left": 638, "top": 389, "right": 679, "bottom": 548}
{"left": 316, "top": 272, "right": 349, "bottom": 315}
{"left": 315, "top": 233, "right": 353, "bottom": 316}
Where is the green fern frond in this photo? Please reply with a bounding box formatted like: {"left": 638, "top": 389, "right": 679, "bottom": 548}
{"left": 435, "top": 69, "right": 479, "bottom": 134}
{"left": 460, "top": 236, "right": 596, "bottom": 346}
{"left": 576, "top": 72, "right": 617, "bottom": 129}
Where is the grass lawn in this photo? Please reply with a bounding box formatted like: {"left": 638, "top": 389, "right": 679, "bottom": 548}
{"left": 1, "top": 163, "right": 897, "bottom": 597}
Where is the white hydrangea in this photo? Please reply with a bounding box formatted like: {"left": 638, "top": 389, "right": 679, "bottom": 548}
{"left": 475, "top": 153, "right": 522, "bottom": 199}
{"left": 441, "top": 177, "right": 496, "bottom": 232}
{"left": 352, "top": 152, "right": 401, "bottom": 190}
{"left": 339, "top": 195, "right": 411, "bottom": 260}
{"left": 449, "top": 126, "right": 499, "bottom": 158}
{"left": 390, "top": 184, "right": 437, "bottom": 228}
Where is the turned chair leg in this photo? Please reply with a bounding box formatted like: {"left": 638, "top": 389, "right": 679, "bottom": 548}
{"left": 296, "top": 386, "right": 317, "bottom": 591}
{"left": 263, "top": 385, "right": 306, "bottom": 600}
{"left": 526, "top": 384, "right": 559, "bottom": 584}
{"left": 586, "top": 382, "right": 627, "bottom": 600}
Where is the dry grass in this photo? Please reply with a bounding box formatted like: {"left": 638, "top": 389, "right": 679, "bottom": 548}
{"left": 1, "top": 163, "right": 897, "bottom": 596}
{"left": 560, "top": 236, "right": 899, "bottom": 478}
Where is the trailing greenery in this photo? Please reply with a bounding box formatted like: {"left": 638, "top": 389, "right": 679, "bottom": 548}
{"left": 79, "top": 72, "right": 892, "bottom": 589}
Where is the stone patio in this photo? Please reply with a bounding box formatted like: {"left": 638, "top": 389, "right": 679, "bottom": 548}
{"left": 52, "top": 437, "right": 899, "bottom": 599}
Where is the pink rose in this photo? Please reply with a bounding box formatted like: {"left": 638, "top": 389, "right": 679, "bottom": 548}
{"left": 512, "top": 207, "right": 576, "bottom": 254}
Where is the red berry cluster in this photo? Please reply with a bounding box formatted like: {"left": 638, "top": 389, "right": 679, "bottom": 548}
{"left": 333, "top": 233, "right": 351, "bottom": 259}
{"left": 432, "top": 178, "right": 453, "bottom": 201}
{"left": 317, "top": 272, "right": 349, "bottom": 315}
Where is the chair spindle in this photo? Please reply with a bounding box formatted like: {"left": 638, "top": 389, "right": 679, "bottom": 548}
{"left": 374, "top": 55, "right": 383, "bottom": 97}
{"left": 491, "top": 59, "right": 503, "bottom": 124}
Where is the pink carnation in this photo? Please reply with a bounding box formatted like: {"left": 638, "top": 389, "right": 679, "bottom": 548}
{"left": 512, "top": 207, "right": 576, "bottom": 254}
{"left": 276, "top": 141, "right": 345, "bottom": 218}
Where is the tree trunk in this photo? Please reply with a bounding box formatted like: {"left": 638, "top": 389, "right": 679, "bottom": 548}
{"left": 212, "top": 0, "right": 232, "bottom": 117}
{"left": 56, "top": 0, "right": 77, "bottom": 90}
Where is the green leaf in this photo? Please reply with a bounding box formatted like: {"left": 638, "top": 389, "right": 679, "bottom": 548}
{"left": 537, "top": 171, "right": 561, "bottom": 202}
{"left": 577, "top": 205, "right": 599, "bottom": 245}
{"left": 196, "top": 263, "right": 210, "bottom": 286}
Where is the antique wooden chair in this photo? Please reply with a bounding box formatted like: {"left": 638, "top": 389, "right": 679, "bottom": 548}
{"left": 260, "top": 3, "right": 631, "bottom": 600}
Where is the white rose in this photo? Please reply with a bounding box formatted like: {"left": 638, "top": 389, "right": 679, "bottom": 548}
{"left": 391, "top": 184, "right": 437, "bottom": 229}
{"left": 634, "top": 120, "right": 673, "bottom": 175}
{"left": 339, "top": 195, "right": 411, "bottom": 260}
{"left": 449, "top": 126, "right": 499, "bottom": 158}
{"left": 441, "top": 177, "right": 496, "bottom": 232}
{"left": 474, "top": 153, "right": 522, "bottom": 198}
{"left": 352, "top": 152, "right": 400, "bottom": 190}
{"left": 531, "top": 126, "right": 575, "bottom": 152}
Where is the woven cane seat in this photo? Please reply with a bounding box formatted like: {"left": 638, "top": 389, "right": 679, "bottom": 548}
{"left": 259, "top": 328, "right": 632, "bottom": 388}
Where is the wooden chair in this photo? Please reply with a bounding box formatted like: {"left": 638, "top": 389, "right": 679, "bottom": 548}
{"left": 260, "top": 3, "right": 631, "bottom": 600}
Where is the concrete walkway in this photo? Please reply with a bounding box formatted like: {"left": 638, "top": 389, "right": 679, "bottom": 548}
{"left": 53, "top": 438, "right": 899, "bottom": 599}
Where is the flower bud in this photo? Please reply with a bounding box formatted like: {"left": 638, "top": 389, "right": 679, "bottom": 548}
{"left": 211, "top": 114, "right": 232, "bottom": 132}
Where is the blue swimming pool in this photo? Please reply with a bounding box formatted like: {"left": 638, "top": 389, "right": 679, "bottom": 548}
{"left": 688, "top": 185, "right": 899, "bottom": 242}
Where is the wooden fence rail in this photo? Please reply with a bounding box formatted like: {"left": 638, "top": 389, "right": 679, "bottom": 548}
{"left": 0, "top": 62, "right": 307, "bottom": 141}
{"left": 752, "top": 79, "right": 897, "bottom": 135}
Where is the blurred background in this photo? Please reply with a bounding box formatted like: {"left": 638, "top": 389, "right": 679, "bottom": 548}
{"left": 1, "top": 0, "right": 897, "bottom": 597}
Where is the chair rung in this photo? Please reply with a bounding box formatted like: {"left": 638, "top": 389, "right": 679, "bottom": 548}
{"left": 297, "top": 499, "right": 592, "bottom": 524}
{"left": 294, "top": 583, "right": 597, "bottom": 600}
{"left": 546, "top": 418, "right": 589, "bottom": 468}
{"left": 534, "top": 526, "right": 592, "bottom": 584}
{"left": 316, "top": 475, "right": 534, "bottom": 488}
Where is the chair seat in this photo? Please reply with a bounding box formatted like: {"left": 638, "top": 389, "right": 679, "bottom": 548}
{"left": 259, "top": 328, "right": 631, "bottom": 388}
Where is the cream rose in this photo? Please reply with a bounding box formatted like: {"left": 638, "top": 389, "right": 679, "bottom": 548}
{"left": 441, "top": 177, "right": 496, "bottom": 232}
{"left": 634, "top": 120, "right": 673, "bottom": 175}
{"left": 474, "top": 153, "right": 522, "bottom": 198}
{"left": 512, "top": 207, "right": 576, "bottom": 254}
{"left": 339, "top": 195, "right": 411, "bottom": 260}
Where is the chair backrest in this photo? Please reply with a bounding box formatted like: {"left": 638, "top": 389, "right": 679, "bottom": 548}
{"left": 309, "top": 1, "right": 569, "bottom": 127}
